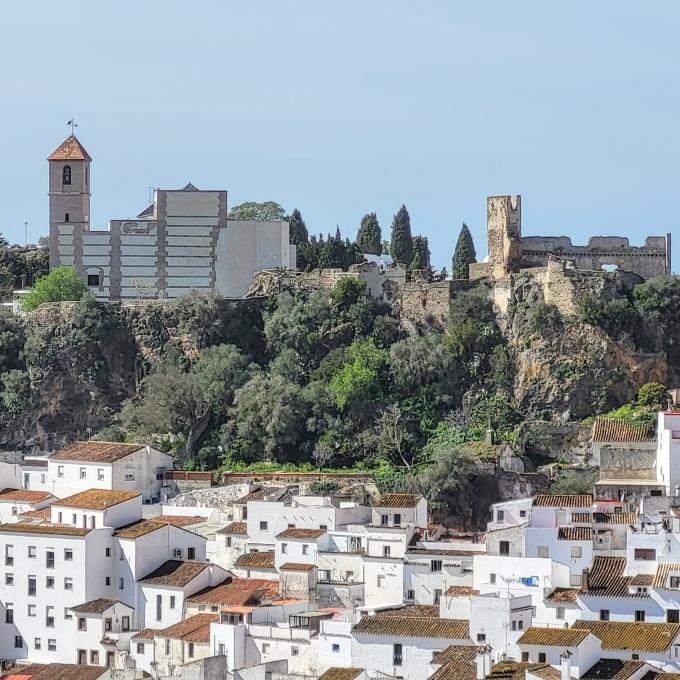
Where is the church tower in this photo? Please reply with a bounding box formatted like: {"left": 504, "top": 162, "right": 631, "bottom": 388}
{"left": 47, "top": 135, "right": 91, "bottom": 268}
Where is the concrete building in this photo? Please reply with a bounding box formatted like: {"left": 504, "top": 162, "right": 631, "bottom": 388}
{"left": 47, "top": 135, "right": 295, "bottom": 301}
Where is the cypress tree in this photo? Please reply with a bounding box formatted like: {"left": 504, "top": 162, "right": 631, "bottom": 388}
{"left": 390, "top": 205, "right": 414, "bottom": 266}
{"left": 411, "top": 235, "right": 430, "bottom": 271}
{"left": 452, "top": 222, "right": 477, "bottom": 279}
{"left": 356, "top": 213, "right": 382, "bottom": 255}
{"left": 288, "top": 209, "right": 308, "bottom": 245}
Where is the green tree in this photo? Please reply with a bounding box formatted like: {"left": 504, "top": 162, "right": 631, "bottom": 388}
{"left": 356, "top": 213, "right": 382, "bottom": 255}
{"left": 410, "top": 235, "right": 430, "bottom": 271}
{"left": 636, "top": 382, "right": 667, "bottom": 409}
{"left": 288, "top": 209, "right": 309, "bottom": 245}
{"left": 452, "top": 223, "right": 477, "bottom": 279}
{"left": 229, "top": 201, "right": 286, "bottom": 221}
{"left": 1, "top": 369, "right": 30, "bottom": 414}
{"left": 390, "top": 205, "right": 414, "bottom": 266}
{"left": 22, "top": 266, "right": 88, "bottom": 311}
{"left": 329, "top": 338, "right": 387, "bottom": 410}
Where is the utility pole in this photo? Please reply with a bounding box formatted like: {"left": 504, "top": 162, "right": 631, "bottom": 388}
{"left": 24, "top": 222, "right": 28, "bottom": 247}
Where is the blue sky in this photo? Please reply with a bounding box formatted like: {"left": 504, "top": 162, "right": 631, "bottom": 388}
{"left": 0, "top": 1, "right": 678, "bottom": 270}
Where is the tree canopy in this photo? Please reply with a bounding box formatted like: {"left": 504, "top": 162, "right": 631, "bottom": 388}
{"left": 452, "top": 223, "right": 477, "bottom": 279}
{"left": 356, "top": 213, "right": 382, "bottom": 255}
{"left": 390, "top": 205, "right": 414, "bottom": 266}
{"left": 22, "top": 266, "right": 88, "bottom": 311}
{"left": 288, "top": 209, "right": 309, "bottom": 245}
{"left": 411, "top": 235, "right": 430, "bottom": 271}
{"left": 229, "top": 201, "right": 286, "bottom": 221}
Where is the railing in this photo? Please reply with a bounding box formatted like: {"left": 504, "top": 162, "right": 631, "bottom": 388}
{"left": 317, "top": 579, "right": 365, "bottom": 586}
{"left": 246, "top": 624, "right": 312, "bottom": 641}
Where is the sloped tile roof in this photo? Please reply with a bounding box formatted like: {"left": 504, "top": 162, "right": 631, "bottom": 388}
{"left": 593, "top": 512, "right": 637, "bottom": 525}
{"left": 545, "top": 588, "right": 579, "bottom": 604}
{"left": 558, "top": 526, "right": 593, "bottom": 541}
{"left": 70, "top": 598, "right": 117, "bottom": 614}
{"left": 445, "top": 586, "right": 480, "bottom": 597}
{"left": 353, "top": 615, "right": 469, "bottom": 639}
{"left": 279, "top": 562, "right": 315, "bottom": 571}
{"left": 432, "top": 645, "right": 480, "bottom": 665}
{"left": 113, "top": 515, "right": 206, "bottom": 539}
{"left": 378, "top": 604, "right": 440, "bottom": 617}
{"left": 572, "top": 512, "right": 593, "bottom": 523}
{"left": 131, "top": 629, "right": 159, "bottom": 640}
{"left": 30, "top": 664, "right": 106, "bottom": 680}
{"left": 54, "top": 489, "right": 140, "bottom": 510}
{"left": 0, "top": 489, "right": 52, "bottom": 503}
{"left": 318, "top": 669, "right": 364, "bottom": 680}
{"left": 157, "top": 613, "right": 218, "bottom": 640}
{"left": 140, "top": 560, "right": 209, "bottom": 586}
{"left": 374, "top": 493, "right": 421, "bottom": 508}
{"left": 518, "top": 626, "right": 591, "bottom": 646}
{"left": 47, "top": 135, "right": 92, "bottom": 162}
{"left": 653, "top": 563, "right": 680, "bottom": 589}
{"left": 533, "top": 495, "right": 592, "bottom": 508}
{"left": 488, "top": 663, "right": 560, "bottom": 680}
{"left": 592, "top": 418, "right": 655, "bottom": 443}
{"left": 0, "top": 522, "right": 90, "bottom": 536}
{"left": 217, "top": 521, "right": 248, "bottom": 535}
{"left": 575, "top": 619, "right": 680, "bottom": 652}
{"left": 276, "top": 527, "right": 326, "bottom": 540}
{"left": 51, "top": 441, "right": 143, "bottom": 462}
{"left": 631, "top": 574, "right": 655, "bottom": 586}
{"left": 234, "top": 551, "right": 275, "bottom": 569}
{"left": 187, "top": 578, "right": 278, "bottom": 606}
{"left": 581, "top": 556, "right": 645, "bottom": 598}
{"left": 582, "top": 660, "right": 646, "bottom": 680}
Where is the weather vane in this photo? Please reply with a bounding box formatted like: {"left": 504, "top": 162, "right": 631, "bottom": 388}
{"left": 67, "top": 118, "right": 78, "bottom": 134}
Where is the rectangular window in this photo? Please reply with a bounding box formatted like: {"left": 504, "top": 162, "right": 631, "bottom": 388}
{"left": 5, "top": 604, "right": 13, "bottom": 623}
{"left": 188, "top": 642, "right": 195, "bottom": 658}
{"left": 669, "top": 610, "right": 680, "bottom": 623}
{"left": 170, "top": 596, "right": 176, "bottom": 609}
{"left": 434, "top": 588, "right": 442, "bottom": 605}
{"left": 635, "top": 610, "right": 646, "bottom": 622}
{"left": 406, "top": 589, "right": 415, "bottom": 600}
{"left": 105, "top": 547, "right": 111, "bottom": 557}
{"left": 670, "top": 576, "right": 680, "bottom": 589}
{"left": 5, "top": 573, "right": 13, "bottom": 586}
{"left": 46, "top": 576, "right": 54, "bottom": 589}
{"left": 64, "top": 577, "right": 73, "bottom": 590}
{"left": 57, "top": 466, "right": 64, "bottom": 478}
{"left": 431, "top": 560, "right": 442, "bottom": 572}
{"left": 383, "top": 545, "right": 391, "bottom": 557}
{"left": 28, "top": 545, "right": 36, "bottom": 558}
{"left": 600, "top": 609, "right": 610, "bottom": 621}
{"left": 394, "top": 513, "right": 402, "bottom": 526}
{"left": 226, "top": 537, "right": 232, "bottom": 547}
{"left": 522, "top": 653, "right": 529, "bottom": 662}
{"left": 165, "top": 640, "right": 170, "bottom": 654}
{"left": 477, "top": 633, "right": 486, "bottom": 642}
{"left": 571, "top": 546, "right": 582, "bottom": 558}
{"left": 64, "top": 607, "right": 72, "bottom": 619}
{"left": 78, "top": 617, "right": 86, "bottom": 631}
{"left": 119, "top": 577, "right": 124, "bottom": 590}
{"left": 570, "top": 574, "right": 582, "bottom": 587}
{"left": 4, "top": 544, "right": 12, "bottom": 566}
{"left": 557, "top": 606, "right": 566, "bottom": 619}
{"left": 79, "top": 467, "right": 86, "bottom": 479}
{"left": 137, "top": 643, "right": 145, "bottom": 654}
{"left": 634, "top": 548, "right": 657, "bottom": 561}
{"left": 105, "top": 576, "right": 111, "bottom": 586}
{"left": 332, "top": 644, "right": 340, "bottom": 653}
{"left": 497, "top": 510, "right": 505, "bottom": 521}
{"left": 156, "top": 594, "right": 162, "bottom": 621}
{"left": 499, "top": 540, "right": 510, "bottom": 556}
{"left": 46, "top": 606, "right": 54, "bottom": 627}
{"left": 58, "top": 512, "right": 62, "bottom": 523}
{"left": 520, "top": 510, "right": 527, "bottom": 518}
{"left": 291, "top": 646, "right": 299, "bottom": 656}
{"left": 187, "top": 547, "right": 195, "bottom": 560}
{"left": 260, "top": 521, "right": 268, "bottom": 530}
{"left": 90, "top": 651, "right": 99, "bottom": 664}
{"left": 122, "top": 616, "right": 129, "bottom": 631}
{"left": 490, "top": 573, "right": 496, "bottom": 584}
{"left": 393, "top": 643, "right": 403, "bottom": 666}
{"left": 28, "top": 604, "right": 36, "bottom": 617}
{"left": 381, "top": 514, "right": 388, "bottom": 526}
{"left": 281, "top": 543, "right": 287, "bottom": 554}
{"left": 28, "top": 575, "right": 36, "bottom": 596}
{"left": 78, "top": 650, "right": 87, "bottom": 665}
{"left": 64, "top": 548, "right": 73, "bottom": 561}
{"left": 124, "top": 473, "right": 134, "bottom": 481}
{"left": 377, "top": 575, "right": 385, "bottom": 588}
{"left": 98, "top": 469, "right": 105, "bottom": 481}
{"left": 538, "top": 653, "right": 546, "bottom": 663}
{"left": 46, "top": 550, "right": 54, "bottom": 568}
{"left": 14, "top": 636, "right": 23, "bottom": 649}
{"left": 537, "top": 545, "right": 550, "bottom": 558}
{"left": 34, "top": 638, "right": 41, "bottom": 650}
{"left": 302, "top": 544, "right": 309, "bottom": 555}
{"left": 262, "top": 643, "right": 269, "bottom": 654}
{"left": 48, "top": 639, "right": 56, "bottom": 652}
{"left": 105, "top": 618, "right": 112, "bottom": 632}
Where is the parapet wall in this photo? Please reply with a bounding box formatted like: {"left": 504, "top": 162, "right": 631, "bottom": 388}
{"left": 519, "top": 234, "right": 670, "bottom": 279}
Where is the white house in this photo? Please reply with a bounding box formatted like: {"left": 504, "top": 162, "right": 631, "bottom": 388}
{"left": 656, "top": 412, "right": 680, "bottom": 496}
{"left": 0, "top": 489, "right": 55, "bottom": 524}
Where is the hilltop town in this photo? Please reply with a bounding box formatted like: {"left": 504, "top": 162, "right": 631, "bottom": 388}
{"left": 0, "top": 132, "right": 678, "bottom": 680}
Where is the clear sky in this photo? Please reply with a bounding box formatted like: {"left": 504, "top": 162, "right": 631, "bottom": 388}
{"left": 1, "top": 1, "right": 678, "bottom": 271}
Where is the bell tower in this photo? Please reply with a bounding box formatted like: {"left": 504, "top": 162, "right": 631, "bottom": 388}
{"left": 47, "top": 135, "right": 91, "bottom": 268}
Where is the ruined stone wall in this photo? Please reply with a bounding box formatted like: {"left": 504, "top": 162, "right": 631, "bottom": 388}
{"left": 399, "top": 280, "right": 454, "bottom": 332}
{"left": 519, "top": 235, "right": 670, "bottom": 279}
{"left": 593, "top": 443, "right": 657, "bottom": 480}
{"left": 487, "top": 195, "right": 522, "bottom": 280}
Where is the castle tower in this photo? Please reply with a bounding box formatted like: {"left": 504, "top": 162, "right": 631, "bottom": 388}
{"left": 487, "top": 195, "right": 522, "bottom": 280}
{"left": 47, "top": 135, "right": 91, "bottom": 268}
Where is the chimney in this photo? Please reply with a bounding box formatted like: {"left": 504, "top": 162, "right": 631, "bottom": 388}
{"left": 476, "top": 648, "right": 487, "bottom": 680}
{"left": 560, "top": 650, "right": 572, "bottom": 680}
{"left": 484, "top": 646, "right": 493, "bottom": 676}
{"left": 581, "top": 567, "right": 589, "bottom": 592}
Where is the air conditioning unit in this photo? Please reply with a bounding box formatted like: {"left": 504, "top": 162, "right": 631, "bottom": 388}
{"left": 174, "top": 549, "right": 183, "bottom": 558}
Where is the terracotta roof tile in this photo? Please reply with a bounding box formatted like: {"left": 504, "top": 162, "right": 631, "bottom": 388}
{"left": 0, "top": 489, "right": 53, "bottom": 503}
{"left": 517, "top": 627, "right": 591, "bottom": 646}
{"left": 377, "top": 604, "right": 440, "bottom": 617}
{"left": 182, "top": 624, "right": 212, "bottom": 643}
{"left": 533, "top": 495, "right": 592, "bottom": 508}
{"left": 374, "top": 493, "right": 421, "bottom": 508}
{"left": 157, "top": 614, "right": 218, "bottom": 640}
{"left": 54, "top": 489, "right": 140, "bottom": 510}
{"left": 432, "top": 645, "right": 480, "bottom": 665}
{"left": 592, "top": 418, "right": 655, "bottom": 443}
{"left": 318, "top": 669, "right": 364, "bottom": 680}
{"left": 593, "top": 512, "right": 637, "bottom": 525}
{"left": 70, "top": 598, "right": 118, "bottom": 614}
{"left": 30, "top": 664, "right": 107, "bottom": 680}
{"left": 158, "top": 515, "right": 205, "bottom": 527}
{"left": 631, "top": 574, "right": 655, "bottom": 586}
{"left": 276, "top": 528, "right": 326, "bottom": 540}
{"left": 187, "top": 578, "right": 278, "bottom": 606}
{"left": 0, "top": 522, "right": 90, "bottom": 536}
{"left": 581, "top": 556, "right": 646, "bottom": 598}
{"left": 18, "top": 508, "right": 50, "bottom": 521}
{"left": 582, "top": 660, "right": 646, "bottom": 680}
{"left": 353, "top": 615, "right": 469, "bottom": 639}
{"left": 545, "top": 588, "right": 579, "bottom": 604}
{"left": 445, "top": 586, "right": 480, "bottom": 597}
{"left": 51, "top": 441, "right": 144, "bottom": 463}
{"left": 558, "top": 526, "right": 593, "bottom": 541}
{"left": 488, "top": 663, "right": 560, "bottom": 680}
{"left": 280, "top": 562, "right": 315, "bottom": 571}
{"left": 20, "top": 459, "right": 48, "bottom": 468}
{"left": 234, "top": 551, "right": 275, "bottom": 569}
{"left": 572, "top": 512, "right": 593, "bottom": 522}
{"left": 217, "top": 521, "right": 248, "bottom": 535}
{"left": 114, "top": 516, "right": 206, "bottom": 539}
{"left": 47, "top": 136, "right": 92, "bottom": 162}
{"left": 132, "top": 629, "right": 159, "bottom": 640}
{"left": 575, "top": 619, "right": 680, "bottom": 652}
{"left": 653, "top": 563, "right": 680, "bottom": 589}
{"left": 140, "top": 560, "right": 209, "bottom": 586}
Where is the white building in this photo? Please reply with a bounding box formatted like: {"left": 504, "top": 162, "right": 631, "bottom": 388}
{"left": 656, "top": 412, "right": 680, "bottom": 496}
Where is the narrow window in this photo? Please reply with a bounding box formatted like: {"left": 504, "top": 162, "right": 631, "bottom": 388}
{"left": 63, "top": 166, "right": 71, "bottom": 185}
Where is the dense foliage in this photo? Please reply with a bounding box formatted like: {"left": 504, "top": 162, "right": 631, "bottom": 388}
{"left": 22, "top": 266, "right": 89, "bottom": 311}
{"left": 390, "top": 205, "right": 414, "bottom": 266}
{"left": 356, "top": 213, "right": 382, "bottom": 255}
{"left": 228, "top": 201, "right": 286, "bottom": 221}
{"left": 452, "top": 223, "right": 476, "bottom": 279}
{"left": 287, "top": 209, "right": 309, "bottom": 245}
{"left": 411, "top": 235, "right": 430, "bottom": 271}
